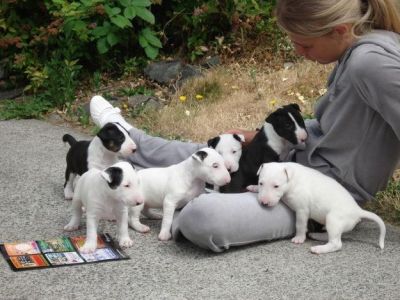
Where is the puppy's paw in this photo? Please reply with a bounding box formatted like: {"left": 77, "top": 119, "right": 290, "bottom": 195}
{"left": 64, "top": 222, "right": 79, "bottom": 231}
{"left": 291, "top": 235, "right": 306, "bottom": 244}
{"left": 64, "top": 190, "right": 74, "bottom": 200}
{"left": 246, "top": 185, "right": 259, "bottom": 193}
{"left": 129, "top": 221, "right": 150, "bottom": 233}
{"left": 80, "top": 242, "right": 97, "bottom": 254}
{"left": 158, "top": 230, "right": 171, "bottom": 241}
{"left": 119, "top": 237, "right": 134, "bottom": 248}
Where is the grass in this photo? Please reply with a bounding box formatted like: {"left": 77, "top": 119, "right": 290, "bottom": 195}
{"left": 132, "top": 60, "right": 332, "bottom": 142}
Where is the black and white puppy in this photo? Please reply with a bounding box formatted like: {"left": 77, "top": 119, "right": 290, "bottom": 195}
{"left": 63, "top": 122, "right": 137, "bottom": 200}
{"left": 219, "top": 104, "right": 307, "bottom": 193}
{"left": 206, "top": 133, "right": 244, "bottom": 191}
{"left": 64, "top": 161, "right": 144, "bottom": 253}
{"left": 207, "top": 133, "right": 245, "bottom": 173}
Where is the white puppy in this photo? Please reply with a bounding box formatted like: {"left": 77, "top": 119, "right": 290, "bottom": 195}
{"left": 129, "top": 147, "right": 231, "bottom": 241}
{"left": 64, "top": 161, "right": 144, "bottom": 253}
{"left": 247, "top": 162, "right": 386, "bottom": 254}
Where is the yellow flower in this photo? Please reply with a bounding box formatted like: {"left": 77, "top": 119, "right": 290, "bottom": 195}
{"left": 269, "top": 99, "right": 277, "bottom": 106}
{"left": 122, "top": 103, "right": 128, "bottom": 110}
{"left": 195, "top": 94, "right": 204, "bottom": 100}
{"left": 179, "top": 95, "right": 187, "bottom": 102}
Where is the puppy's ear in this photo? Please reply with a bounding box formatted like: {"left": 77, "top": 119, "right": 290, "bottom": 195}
{"left": 256, "top": 164, "right": 264, "bottom": 176}
{"left": 288, "top": 103, "right": 301, "bottom": 112}
{"left": 233, "top": 133, "right": 245, "bottom": 143}
{"left": 192, "top": 150, "right": 208, "bottom": 162}
{"left": 283, "top": 167, "right": 291, "bottom": 182}
{"left": 101, "top": 166, "right": 123, "bottom": 189}
{"left": 207, "top": 136, "right": 220, "bottom": 149}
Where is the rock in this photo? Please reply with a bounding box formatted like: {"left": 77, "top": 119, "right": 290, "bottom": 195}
{"left": 144, "top": 60, "right": 202, "bottom": 87}
{"left": 127, "top": 95, "right": 153, "bottom": 107}
{"left": 0, "top": 88, "right": 24, "bottom": 100}
{"left": 127, "top": 95, "right": 164, "bottom": 110}
{"left": 201, "top": 56, "right": 221, "bottom": 69}
{"left": 46, "top": 111, "right": 64, "bottom": 124}
{"left": 82, "top": 102, "right": 90, "bottom": 115}
{"left": 283, "top": 62, "right": 295, "bottom": 70}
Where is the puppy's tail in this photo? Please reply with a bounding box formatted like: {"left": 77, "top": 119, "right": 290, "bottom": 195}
{"left": 62, "top": 134, "right": 77, "bottom": 147}
{"left": 360, "top": 210, "right": 386, "bottom": 249}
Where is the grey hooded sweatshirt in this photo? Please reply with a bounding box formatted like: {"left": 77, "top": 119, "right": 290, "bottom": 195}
{"left": 296, "top": 30, "right": 400, "bottom": 203}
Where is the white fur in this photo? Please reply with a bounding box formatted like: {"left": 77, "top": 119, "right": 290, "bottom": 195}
{"left": 213, "top": 133, "right": 244, "bottom": 173}
{"left": 247, "top": 162, "right": 386, "bottom": 254}
{"left": 129, "top": 147, "right": 231, "bottom": 241}
{"left": 63, "top": 123, "right": 136, "bottom": 200}
{"left": 64, "top": 161, "right": 144, "bottom": 253}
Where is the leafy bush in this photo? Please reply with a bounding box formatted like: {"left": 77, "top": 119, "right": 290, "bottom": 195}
{"left": 1, "top": 0, "right": 161, "bottom": 99}
{"left": 0, "top": 0, "right": 284, "bottom": 119}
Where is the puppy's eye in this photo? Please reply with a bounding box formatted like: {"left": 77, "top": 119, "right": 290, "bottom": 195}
{"left": 273, "top": 185, "right": 279, "bottom": 188}
{"left": 285, "top": 123, "right": 293, "bottom": 129}
{"left": 124, "top": 184, "right": 130, "bottom": 188}
{"left": 212, "top": 163, "right": 219, "bottom": 168}
{"left": 259, "top": 182, "right": 263, "bottom": 186}
{"left": 232, "top": 150, "right": 237, "bottom": 154}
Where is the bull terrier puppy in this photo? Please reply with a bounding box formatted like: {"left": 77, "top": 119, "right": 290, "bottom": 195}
{"left": 129, "top": 148, "right": 231, "bottom": 241}
{"left": 207, "top": 133, "right": 245, "bottom": 173}
{"left": 220, "top": 104, "right": 308, "bottom": 193}
{"left": 64, "top": 161, "right": 144, "bottom": 253}
{"left": 247, "top": 162, "right": 386, "bottom": 254}
{"left": 63, "top": 122, "right": 137, "bottom": 200}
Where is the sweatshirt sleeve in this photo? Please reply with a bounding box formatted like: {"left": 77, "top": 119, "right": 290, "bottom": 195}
{"left": 349, "top": 48, "right": 400, "bottom": 141}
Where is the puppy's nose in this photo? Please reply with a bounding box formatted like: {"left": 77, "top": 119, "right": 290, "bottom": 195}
{"left": 132, "top": 148, "right": 136, "bottom": 153}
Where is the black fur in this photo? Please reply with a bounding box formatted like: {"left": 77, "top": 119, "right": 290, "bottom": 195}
{"left": 207, "top": 136, "right": 220, "bottom": 149}
{"left": 63, "top": 122, "right": 129, "bottom": 188}
{"left": 220, "top": 104, "right": 305, "bottom": 193}
{"left": 63, "top": 134, "right": 90, "bottom": 187}
{"left": 267, "top": 103, "right": 304, "bottom": 145}
{"left": 104, "top": 166, "right": 123, "bottom": 189}
{"left": 97, "top": 123, "right": 126, "bottom": 152}
{"left": 232, "top": 133, "right": 242, "bottom": 143}
{"left": 194, "top": 150, "right": 208, "bottom": 161}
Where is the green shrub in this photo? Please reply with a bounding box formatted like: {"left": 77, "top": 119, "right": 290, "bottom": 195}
{"left": 0, "top": 0, "right": 285, "bottom": 118}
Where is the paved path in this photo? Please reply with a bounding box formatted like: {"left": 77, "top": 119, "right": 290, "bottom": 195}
{"left": 1, "top": 119, "right": 399, "bottom": 300}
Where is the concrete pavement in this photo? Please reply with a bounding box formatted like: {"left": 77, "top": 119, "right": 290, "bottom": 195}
{"left": 0, "top": 119, "right": 399, "bottom": 300}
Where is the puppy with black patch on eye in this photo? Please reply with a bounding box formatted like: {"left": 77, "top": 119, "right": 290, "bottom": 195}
{"left": 62, "top": 122, "right": 137, "bottom": 200}
{"left": 206, "top": 133, "right": 244, "bottom": 191}
{"left": 64, "top": 161, "right": 144, "bottom": 253}
{"left": 207, "top": 133, "right": 245, "bottom": 173}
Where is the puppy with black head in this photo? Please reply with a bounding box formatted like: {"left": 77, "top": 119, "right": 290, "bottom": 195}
{"left": 63, "top": 122, "right": 137, "bottom": 200}
{"left": 220, "top": 104, "right": 308, "bottom": 193}
{"left": 64, "top": 161, "right": 144, "bottom": 253}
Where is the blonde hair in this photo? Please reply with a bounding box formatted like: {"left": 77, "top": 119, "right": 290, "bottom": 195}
{"left": 275, "top": 0, "right": 400, "bottom": 37}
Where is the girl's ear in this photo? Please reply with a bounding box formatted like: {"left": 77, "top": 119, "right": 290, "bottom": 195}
{"left": 331, "top": 23, "right": 352, "bottom": 38}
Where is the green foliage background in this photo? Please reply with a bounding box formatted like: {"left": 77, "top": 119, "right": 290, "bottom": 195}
{"left": 0, "top": 0, "right": 280, "bottom": 119}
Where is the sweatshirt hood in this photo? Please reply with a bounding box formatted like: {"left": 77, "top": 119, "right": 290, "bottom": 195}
{"left": 327, "top": 30, "right": 400, "bottom": 101}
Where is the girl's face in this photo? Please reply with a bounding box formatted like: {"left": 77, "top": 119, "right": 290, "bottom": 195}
{"left": 288, "top": 26, "right": 355, "bottom": 64}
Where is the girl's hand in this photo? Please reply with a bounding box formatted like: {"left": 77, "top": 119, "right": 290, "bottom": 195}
{"left": 225, "top": 129, "right": 258, "bottom": 146}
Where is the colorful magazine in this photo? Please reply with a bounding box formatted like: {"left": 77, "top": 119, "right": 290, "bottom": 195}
{"left": 0, "top": 233, "right": 129, "bottom": 271}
